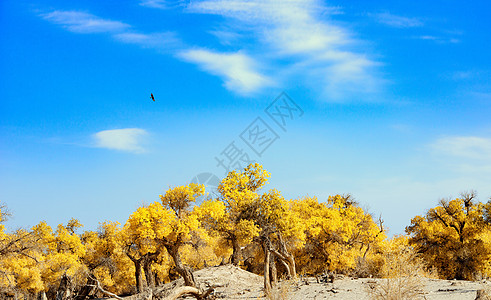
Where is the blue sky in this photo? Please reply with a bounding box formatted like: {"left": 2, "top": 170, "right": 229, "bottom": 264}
{"left": 1, "top": 0, "right": 490, "bottom": 235}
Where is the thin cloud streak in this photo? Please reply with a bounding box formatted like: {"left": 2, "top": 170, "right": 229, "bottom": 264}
{"left": 114, "top": 32, "right": 181, "bottom": 50}
{"left": 42, "top": 10, "right": 181, "bottom": 52}
{"left": 418, "top": 35, "right": 460, "bottom": 43}
{"left": 139, "top": 0, "right": 168, "bottom": 9}
{"left": 41, "top": 11, "right": 130, "bottom": 33}
{"left": 140, "top": 0, "right": 186, "bottom": 9}
{"left": 372, "top": 12, "right": 423, "bottom": 28}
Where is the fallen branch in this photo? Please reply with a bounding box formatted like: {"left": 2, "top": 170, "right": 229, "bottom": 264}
{"left": 88, "top": 275, "right": 123, "bottom": 300}
{"left": 164, "top": 286, "right": 213, "bottom": 300}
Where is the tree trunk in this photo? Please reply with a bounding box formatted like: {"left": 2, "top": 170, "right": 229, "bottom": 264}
{"left": 143, "top": 255, "right": 156, "bottom": 289}
{"left": 126, "top": 253, "right": 145, "bottom": 293}
{"left": 270, "top": 254, "right": 277, "bottom": 287}
{"left": 231, "top": 237, "right": 242, "bottom": 266}
{"left": 285, "top": 252, "right": 296, "bottom": 278}
{"left": 262, "top": 238, "right": 272, "bottom": 297}
{"left": 275, "top": 233, "right": 297, "bottom": 279}
{"left": 74, "top": 276, "right": 97, "bottom": 299}
{"left": 55, "top": 274, "right": 71, "bottom": 300}
{"left": 132, "top": 259, "right": 144, "bottom": 293}
{"left": 165, "top": 245, "right": 195, "bottom": 287}
{"left": 155, "top": 272, "right": 162, "bottom": 286}
{"left": 37, "top": 291, "right": 47, "bottom": 300}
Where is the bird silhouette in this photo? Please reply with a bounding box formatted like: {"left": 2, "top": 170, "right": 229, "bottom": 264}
{"left": 150, "top": 93, "right": 155, "bottom": 101}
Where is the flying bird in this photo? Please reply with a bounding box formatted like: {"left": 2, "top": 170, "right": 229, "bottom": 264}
{"left": 150, "top": 93, "right": 155, "bottom": 101}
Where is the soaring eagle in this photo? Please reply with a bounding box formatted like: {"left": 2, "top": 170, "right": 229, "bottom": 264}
{"left": 150, "top": 93, "right": 155, "bottom": 101}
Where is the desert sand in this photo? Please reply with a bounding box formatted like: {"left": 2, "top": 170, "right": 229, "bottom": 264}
{"left": 140, "top": 264, "right": 491, "bottom": 299}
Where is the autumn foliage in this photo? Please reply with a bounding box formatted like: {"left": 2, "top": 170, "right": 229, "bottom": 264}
{"left": 407, "top": 192, "right": 491, "bottom": 280}
{"left": 1, "top": 166, "right": 491, "bottom": 299}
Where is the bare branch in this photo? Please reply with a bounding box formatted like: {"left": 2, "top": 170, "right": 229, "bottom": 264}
{"left": 88, "top": 275, "right": 123, "bottom": 300}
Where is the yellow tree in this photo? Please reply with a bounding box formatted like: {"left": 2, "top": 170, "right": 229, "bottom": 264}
{"left": 0, "top": 208, "right": 45, "bottom": 298}
{"left": 255, "top": 189, "right": 305, "bottom": 295}
{"left": 124, "top": 183, "right": 205, "bottom": 290}
{"left": 159, "top": 183, "right": 205, "bottom": 287}
{"left": 81, "top": 221, "right": 135, "bottom": 296}
{"left": 123, "top": 202, "right": 172, "bottom": 292}
{"left": 291, "top": 195, "right": 385, "bottom": 275}
{"left": 195, "top": 163, "right": 267, "bottom": 266}
{"left": 407, "top": 192, "right": 491, "bottom": 279}
{"left": 37, "top": 219, "right": 87, "bottom": 299}
{"left": 0, "top": 207, "right": 88, "bottom": 299}
{"left": 0, "top": 202, "right": 7, "bottom": 239}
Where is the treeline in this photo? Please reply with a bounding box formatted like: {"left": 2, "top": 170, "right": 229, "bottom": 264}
{"left": 1, "top": 164, "right": 491, "bottom": 299}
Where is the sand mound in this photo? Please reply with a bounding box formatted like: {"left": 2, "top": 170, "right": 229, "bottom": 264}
{"left": 194, "top": 264, "right": 264, "bottom": 298}
{"left": 153, "top": 264, "right": 264, "bottom": 299}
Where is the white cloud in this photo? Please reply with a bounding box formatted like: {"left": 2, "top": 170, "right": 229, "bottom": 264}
{"left": 373, "top": 12, "right": 423, "bottom": 28}
{"left": 432, "top": 136, "right": 491, "bottom": 160}
{"left": 188, "top": 0, "right": 350, "bottom": 56}
{"left": 93, "top": 128, "right": 148, "bottom": 153}
{"left": 139, "top": 0, "right": 186, "bottom": 9}
{"left": 178, "top": 49, "right": 273, "bottom": 94}
{"left": 41, "top": 11, "right": 130, "bottom": 33}
{"left": 42, "top": 10, "right": 181, "bottom": 53}
{"left": 186, "top": 0, "right": 382, "bottom": 100}
{"left": 418, "top": 35, "right": 460, "bottom": 44}
{"left": 113, "top": 32, "right": 180, "bottom": 50}
{"left": 140, "top": 0, "right": 167, "bottom": 9}
{"left": 208, "top": 29, "right": 242, "bottom": 45}
{"left": 41, "top": 2, "right": 383, "bottom": 99}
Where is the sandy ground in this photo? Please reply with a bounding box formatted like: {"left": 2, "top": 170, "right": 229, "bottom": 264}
{"left": 165, "top": 265, "right": 491, "bottom": 299}
{"left": 108, "top": 265, "right": 491, "bottom": 299}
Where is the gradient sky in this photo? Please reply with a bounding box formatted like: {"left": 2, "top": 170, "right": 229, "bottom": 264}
{"left": 1, "top": 0, "right": 490, "bottom": 235}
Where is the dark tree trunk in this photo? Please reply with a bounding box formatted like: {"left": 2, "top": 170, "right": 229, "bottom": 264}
{"left": 37, "top": 291, "right": 47, "bottom": 300}
{"left": 165, "top": 244, "right": 196, "bottom": 287}
{"left": 130, "top": 258, "right": 144, "bottom": 293}
{"left": 74, "top": 276, "right": 97, "bottom": 299}
{"left": 126, "top": 251, "right": 145, "bottom": 293}
{"left": 143, "top": 254, "right": 157, "bottom": 289}
{"left": 155, "top": 272, "right": 162, "bottom": 286}
{"left": 231, "top": 236, "right": 242, "bottom": 266}
{"left": 55, "top": 274, "right": 71, "bottom": 300}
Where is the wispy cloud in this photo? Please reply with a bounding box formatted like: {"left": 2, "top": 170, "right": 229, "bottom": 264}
{"left": 139, "top": 0, "right": 186, "bottom": 9}
{"left": 208, "top": 29, "right": 242, "bottom": 45}
{"left": 139, "top": 0, "right": 167, "bottom": 9}
{"left": 432, "top": 136, "right": 491, "bottom": 160}
{"left": 188, "top": 0, "right": 349, "bottom": 54}
{"left": 41, "top": 10, "right": 181, "bottom": 52}
{"left": 41, "top": 11, "right": 130, "bottom": 33}
{"left": 40, "top": 2, "right": 383, "bottom": 99}
{"left": 178, "top": 49, "right": 273, "bottom": 94}
{"left": 417, "top": 35, "right": 460, "bottom": 44}
{"left": 186, "top": 0, "right": 382, "bottom": 100}
{"left": 371, "top": 12, "right": 461, "bottom": 45}
{"left": 372, "top": 12, "right": 423, "bottom": 28}
{"left": 113, "top": 32, "right": 181, "bottom": 50}
{"left": 451, "top": 71, "right": 475, "bottom": 80}
{"left": 93, "top": 128, "right": 148, "bottom": 153}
